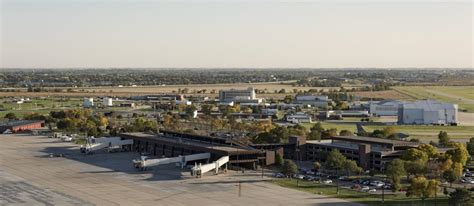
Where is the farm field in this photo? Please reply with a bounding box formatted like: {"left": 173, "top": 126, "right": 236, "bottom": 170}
{"left": 393, "top": 86, "right": 474, "bottom": 112}
{"left": 0, "top": 82, "right": 367, "bottom": 98}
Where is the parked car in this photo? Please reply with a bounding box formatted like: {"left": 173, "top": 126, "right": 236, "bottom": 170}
{"left": 295, "top": 174, "right": 305, "bottom": 180}
{"left": 361, "top": 186, "right": 370, "bottom": 192}
{"left": 461, "top": 177, "right": 474, "bottom": 184}
{"left": 351, "top": 184, "right": 361, "bottom": 190}
{"left": 272, "top": 173, "right": 285, "bottom": 178}
{"left": 323, "top": 179, "right": 333, "bottom": 184}
{"left": 368, "top": 189, "right": 377, "bottom": 193}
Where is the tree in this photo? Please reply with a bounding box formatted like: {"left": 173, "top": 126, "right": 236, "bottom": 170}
{"left": 406, "top": 176, "right": 428, "bottom": 199}
{"left": 275, "top": 153, "right": 283, "bottom": 166}
{"left": 325, "top": 149, "right": 346, "bottom": 170}
{"left": 201, "top": 104, "right": 214, "bottom": 116}
{"left": 307, "top": 130, "right": 322, "bottom": 141}
{"left": 443, "top": 169, "right": 459, "bottom": 187}
{"left": 313, "top": 161, "right": 321, "bottom": 172}
{"left": 401, "top": 148, "right": 428, "bottom": 162}
{"left": 343, "top": 160, "right": 362, "bottom": 175}
{"left": 339, "top": 130, "right": 353, "bottom": 136}
{"left": 449, "top": 188, "right": 473, "bottom": 206}
{"left": 4, "top": 112, "right": 17, "bottom": 120}
{"left": 404, "top": 160, "right": 427, "bottom": 177}
{"left": 466, "top": 137, "right": 474, "bottom": 156}
{"left": 418, "top": 144, "right": 438, "bottom": 158}
{"left": 438, "top": 131, "right": 450, "bottom": 147}
{"left": 281, "top": 160, "right": 298, "bottom": 176}
{"left": 446, "top": 143, "right": 470, "bottom": 166}
{"left": 382, "top": 126, "right": 397, "bottom": 138}
{"left": 406, "top": 176, "right": 438, "bottom": 200}
{"left": 386, "top": 159, "right": 406, "bottom": 192}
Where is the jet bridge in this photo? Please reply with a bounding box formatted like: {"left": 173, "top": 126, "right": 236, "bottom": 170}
{"left": 191, "top": 156, "right": 229, "bottom": 177}
{"left": 80, "top": 137, "right": 133, "bottom": 154}
{"left": 133, "top": 152, "right": 211, "bottom": 170}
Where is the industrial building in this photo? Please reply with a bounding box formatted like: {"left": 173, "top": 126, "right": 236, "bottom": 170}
{"left": 285, "top": 112, "right": 312, "bottom": 124}
{"left": 83, "top": 97, "right": 94, "bottom": 108}
{"left": 368, "top": 100, "right": 403, "bottom": 116}
{"left": 0, "top": 120, "right": 45, "bottom": 133}
{"left": 398, "top": 100, "right": 458, "bottom": 125}
{"left": 120, "top": 130, "right": 270, "bottom": 169}
{"left": 252, "top": 135, "right": 420, "bottom": 170}
{"left": 305, "top": 136, "right": 420, "bottom": 170}
{"left": 102, "top": 97, "right": 113, "bottom": 107}
{"left": 293, "top": 95, "right": 330, "bottom": 108}
{"left": 219, "top": 87, "right": 262, "bottom": 104}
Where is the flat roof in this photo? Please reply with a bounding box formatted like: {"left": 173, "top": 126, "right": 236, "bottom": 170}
{"left": 331, "top": 136, "right": 420, "bottom": 147}
{"left": 0, "top": 120, "right": 44, "bottom": 127}
{"left": 121, "top": 132, "right": 260, "bottom": 154}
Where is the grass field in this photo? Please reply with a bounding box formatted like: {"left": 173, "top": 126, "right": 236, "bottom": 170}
{"left": 302, "top": 122, "right": 474, "bottom": 142}
{"left": 273, "top": 179, "right": 449, "bottom": 206}
{"left": 393, "top": 86, "right": 474, "bottom": 112}
{"left": 0, "top": 98, "right": 82, "bottom": 118}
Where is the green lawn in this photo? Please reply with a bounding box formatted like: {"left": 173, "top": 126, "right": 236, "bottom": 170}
{"left": 393, "top": 86, "right": 474, "bottom": 112}
{"left": 0, "top": 97, "right": 83, "bottom": 119}
{"left": 273, "top": 179, "right": 449, "bottom": 206}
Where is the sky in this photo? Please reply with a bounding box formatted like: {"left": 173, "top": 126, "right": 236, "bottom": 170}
{"left": 0, "top": 0, "right": 472, "bottom": 69}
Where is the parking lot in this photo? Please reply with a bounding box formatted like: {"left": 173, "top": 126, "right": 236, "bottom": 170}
{"left": 0, "top": 134, "right": 362, "bottom": 206}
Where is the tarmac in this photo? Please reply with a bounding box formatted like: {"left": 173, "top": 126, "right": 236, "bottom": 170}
{"left": 0, "top": 134, "right": 363, "bottom": 206}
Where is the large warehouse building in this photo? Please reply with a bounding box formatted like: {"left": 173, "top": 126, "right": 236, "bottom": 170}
{"left": 398, "top": 100, "right": 458, "bottom": 125}
{"left": 219, "top": 87, "right": 262, "bottom": 104}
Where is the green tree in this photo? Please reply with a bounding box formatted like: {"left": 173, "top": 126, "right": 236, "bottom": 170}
{"left": 438, "top": 131, "right": 450, "bottom": 147}
{"left": 343, "top": 160, "right": 362, "bottom": 175}
{"left": 449, "top": 188, "right": 473, "bottom": 206}
{"left": 313, "top": 161, "right": 321, "bottom": 172}
{"left": 418, "top": 144, "right": 438, "bottom": 158}
{"left": 443, "top": 169, "right": 459, "bottom": 187}
{"left": 466, "top": 137, "right": 474, "bottom": 156}
{"left": 307, "top": 130, "right": 322, "bottom": 141}
{"left": 406, "top": 176, "right": 438, "bottom": 200}
{"left": 281, "top": 160, "right": 298, "bottom": 176}
{"left": 402, "top": 148, "right": 429, "bottom": 162}
{"left": 339, "top": 130, "right": 353, "bottom": 136}
{"left": 446, "top": 143, "right": 470, "bottom": 166}
{"left": 386, "top": 159, "right": 406, "bottom": 192}
{"left": 325, "top": 149, "right": 346, "bottom": 170}
{"left": 4, "top": 112, "right": 17, "bottom": 120}
{"left": 275, "top": 153, "right": 283, "bottom": 166}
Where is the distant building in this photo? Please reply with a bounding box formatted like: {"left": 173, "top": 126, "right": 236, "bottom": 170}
{"left": 0, "top": 120, "right": 45, "bottom": 133}
{"left": 369, "top": 100, "right": 403, "bottom": 116}
{"left": 120, "top": 102, "right": 136, "bottom": 108}
{"left": 286, "top": 112, "right": 312, "bottom": 124}
{"left": 102, "top": 97, "right": 113, "bottom": 107}
{"left": 83, "top": 98, "right": 94, "bottom": 108}
{"left": 219, "top": 87, "right": 262, "bottom": 104}
{"left": 294, "top": 95, "right": 330, "bottom": 108}
{"left": 398, "top": 100, "right": 458, "bottom": 125}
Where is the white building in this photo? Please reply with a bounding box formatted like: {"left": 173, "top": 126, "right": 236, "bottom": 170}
{"left": 369, "top": 100, "right": 404, "bottom": 116}
{"left": 398, "top": 100, "right": 458, "bottom": 125}
{"left": 286, "top": 112, "right": 312, "bottom": 124}
{"left": 294, "top": 95, "right": 330, "bottom": 108}
{"left": 83, "top": 98, "right": 94, "bottom": 108}
{"left": 102, "top": 97, "right": 113, "bottom": 107}
{"left": 219, "top": 87, "right": 262, "bottom": 103}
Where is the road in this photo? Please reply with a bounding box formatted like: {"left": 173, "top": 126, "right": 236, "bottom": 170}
{"left": 0, "top": 134, "right": 362, "bottom": 206}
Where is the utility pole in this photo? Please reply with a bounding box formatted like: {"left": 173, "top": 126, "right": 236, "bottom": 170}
{"left": 336, "top": 167, "right": 339, "bottom": 195}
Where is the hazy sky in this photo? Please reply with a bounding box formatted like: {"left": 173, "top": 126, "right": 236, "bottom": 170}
{"left": 1, "top": 0, "right": 472, "bottom": 68}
